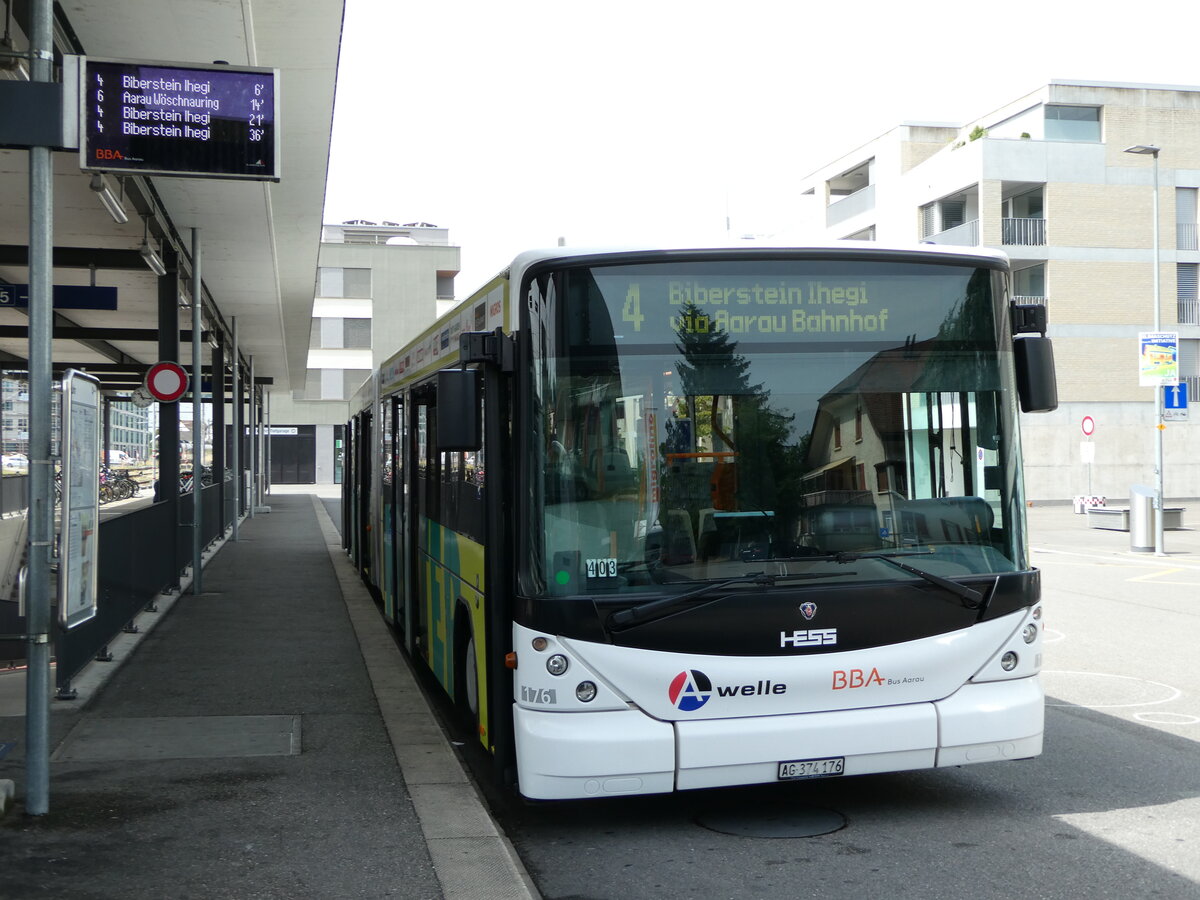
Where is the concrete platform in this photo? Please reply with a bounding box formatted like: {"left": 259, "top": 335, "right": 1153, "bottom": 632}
{"left": 0, "top": 487, "right": 537, "bottom": 900}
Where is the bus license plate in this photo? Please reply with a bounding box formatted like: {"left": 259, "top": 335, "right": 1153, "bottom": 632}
{"left": 777, "top": 757, "right": 845, "bottom": 780}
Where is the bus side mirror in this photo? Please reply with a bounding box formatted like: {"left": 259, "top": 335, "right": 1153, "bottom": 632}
{"left": 436, "top": 369, "right": 482, "bottom": 451}
{"left": 1013, "top": 336, "right": 1058, "bottom": 413}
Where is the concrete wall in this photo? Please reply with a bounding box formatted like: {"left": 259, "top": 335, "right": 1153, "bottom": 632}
{"left": 1021, "top": 400, "right": 1198, "bottom": 503}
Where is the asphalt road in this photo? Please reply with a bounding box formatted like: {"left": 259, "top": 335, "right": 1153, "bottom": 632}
{"left": 320, "top": 493, "right": 1200, "bottom": 899}
{"left": 481, "top": 509, "right": 1200, "bottom": 900}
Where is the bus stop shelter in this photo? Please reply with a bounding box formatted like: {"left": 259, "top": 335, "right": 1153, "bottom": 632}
{"left": 0, "top": 0, "right": 344, "bottom": 812}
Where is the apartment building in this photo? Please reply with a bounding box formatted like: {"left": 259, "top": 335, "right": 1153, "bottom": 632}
{"left": 795, "top": 80, "right": 1200, "bottom": 502}
{"left": 267, "top": 221, "right": 459, "bottom": 483}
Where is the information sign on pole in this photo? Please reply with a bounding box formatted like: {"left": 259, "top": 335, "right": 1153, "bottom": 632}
{"left": 79, "top": 57, "right": 280, "bottom": 181}
{"left": 59, "top": 370, "right": 101, "bottom": 629}
{"left": 1138, "top": 331, "right": 1179, "bottom": 386}
{"left": 1163, "top": 382, "right": 1189, "bottom": 422}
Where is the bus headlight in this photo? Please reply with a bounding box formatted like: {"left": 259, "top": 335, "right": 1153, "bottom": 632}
{"left": 576, "top": 681, "right": 597, "bottom": 702}
{"left": 1022, "top": 623, "right": 1038, "bottom": 644}
{"left": 546, "top": 654, "right": 569, "bottom": 676}
{"left": 1000, "top": 651, "right": 1019, "bottom": 671}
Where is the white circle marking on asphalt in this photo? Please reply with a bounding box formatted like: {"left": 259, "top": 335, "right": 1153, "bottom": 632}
{"left": 1042, "top": 670, "right": 1182, "bottom": 709}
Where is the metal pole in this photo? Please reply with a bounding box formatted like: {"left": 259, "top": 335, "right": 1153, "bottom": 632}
{"left": 248, "top": 355, "right": 256, "bottom": 519}
{"left": 264, "top": 391, "right": 271, "bottom": 497}
{"left": 231, "top": 317, "right": 240, "bottom": 541}
{"left": 191, "top": 228, "right": 203, "bottom": 591}
{"left": 1151, "top": 152, "right": 1166, "bottom": 557}
{"left": 25, "top": 0, "right": 54, "bottom": 816}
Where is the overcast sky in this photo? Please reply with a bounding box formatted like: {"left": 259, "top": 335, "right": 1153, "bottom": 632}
{"left": 322, "top": 0, "right": 1200, "bottom": 297}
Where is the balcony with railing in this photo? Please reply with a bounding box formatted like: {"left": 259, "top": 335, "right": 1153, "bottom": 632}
{"left": 1179, "top": 223, "right": 1198, "bottom": 252}
{"left": 1179, "top": 297, "right": 1200, "bottom": 325}
{"left": 826, "top": 184, "right": 876, "bottom": 227}
{"left": 924, "top": 219, "right": 979, "bottom": 247}
{"left": 1002, "top": 217, "right": 1046, "bottom": 246}
{"left": 1013, "top": 295, "right": 1047, "bottom": 306}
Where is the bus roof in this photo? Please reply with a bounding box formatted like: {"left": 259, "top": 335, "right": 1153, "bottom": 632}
{"left": 503, "top": 240, "right": 1010, "bottom": 282}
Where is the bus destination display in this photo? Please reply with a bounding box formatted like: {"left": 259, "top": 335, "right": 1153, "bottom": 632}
{"left": 81, "top": 58, "right": 279, "bottom": 181}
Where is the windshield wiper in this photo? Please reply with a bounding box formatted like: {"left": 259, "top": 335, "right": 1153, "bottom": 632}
{"left": 831, "top": 550, "right": 985, "bottom": 610}
{"left": 607, "top": 571, "right": 858, "bottom": 631}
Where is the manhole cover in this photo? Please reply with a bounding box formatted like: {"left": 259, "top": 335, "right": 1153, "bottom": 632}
{"left": 696, "top": 806, "right": 846, "bottom": 838}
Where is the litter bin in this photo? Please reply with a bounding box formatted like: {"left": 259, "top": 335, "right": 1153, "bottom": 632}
{"left": 1129, "top": 484, "right": 1156, "bottom": 553}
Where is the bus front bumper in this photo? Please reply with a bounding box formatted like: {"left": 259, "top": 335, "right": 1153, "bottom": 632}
{"left": 513, "top": 676, "right": 1044, "bottom": 800}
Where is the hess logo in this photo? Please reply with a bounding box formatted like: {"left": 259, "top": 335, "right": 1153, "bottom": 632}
{"left": 95, "top": 149, "right": 125, "bottom": 160}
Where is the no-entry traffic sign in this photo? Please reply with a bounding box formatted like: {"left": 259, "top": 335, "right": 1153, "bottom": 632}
{"left": 145, "top": 361, "right": 188, "bottom": 403}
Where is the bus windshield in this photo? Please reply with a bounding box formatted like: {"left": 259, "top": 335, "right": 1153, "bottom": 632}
{"left": 527, "top": 257, "right": 1027, "bottom": 596}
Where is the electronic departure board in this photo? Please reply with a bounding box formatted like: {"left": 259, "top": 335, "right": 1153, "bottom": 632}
{"left": 80, "top": 57, "right": 280, "bottom": 181}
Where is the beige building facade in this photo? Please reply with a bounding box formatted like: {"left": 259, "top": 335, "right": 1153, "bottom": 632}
{"left": 268, "top": 222, "right": 459, "bottom": 482}
{"left": 796, "top": 80, "right": 1200, "bottom": 503}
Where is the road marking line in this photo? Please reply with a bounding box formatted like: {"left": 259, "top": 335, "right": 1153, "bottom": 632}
{"left": 1032, "top": 546, "right": 1200, "bottom": 571}
{"left": 1127, "top": 567, "right": 1185, "bottom": 582}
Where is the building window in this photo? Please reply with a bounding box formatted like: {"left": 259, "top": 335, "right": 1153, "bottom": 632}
{"left": 1044, "top": 105, "right": 1100, "bottom": 142}
{"left": 1013, "top": 264, "right": 1047, "bottom": 302}
{"left": 1179, "top": 263, "right": 1199, "bottom": 325}
{"left": 940, "top": 199, "right": 966, "bottom": 230}
{"left": 1177, "top": 188, "right": 1198, "bottom": 251}
{"left": 920, "top": 193, "right": 977, "bottom": 245}
{"left": 317, "top": 266, "right": 372, "bottom": 299}
{"left": 344, "top": 318, "right": 372, "bottom": 349}
{"left": 827, "top": 159, "right": 873, "bottom": 201}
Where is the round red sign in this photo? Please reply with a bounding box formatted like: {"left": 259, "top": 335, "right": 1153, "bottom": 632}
{"left": 1081, "top": 415, "right": 1095, "bottom": 436}
{"left": 145, "top": 362, "right": 188, "bottom": 403}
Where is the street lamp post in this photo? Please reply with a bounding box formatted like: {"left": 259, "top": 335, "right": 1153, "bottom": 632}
{"left": 1124, "top": 144, "right": 1166, "bottom": 556}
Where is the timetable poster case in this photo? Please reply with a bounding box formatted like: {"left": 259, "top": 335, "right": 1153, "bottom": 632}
{"left": 79, "top": 56, "right": 280, "bottom": 181}
{"left": 59, "top": 370, "right": 101, "bottom": 630}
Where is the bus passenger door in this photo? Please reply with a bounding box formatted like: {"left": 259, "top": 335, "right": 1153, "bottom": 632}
{"left": 408, "top": 396, "right": 434, "bottom": 659}
{"left": 392, "top": 395, "right": 410, "bottom": 637}
{"left": 381, "top": 397, "right": 399, "bottom": 624}
{"left": 356, "top": 409, "right": 373, "bottom": 581}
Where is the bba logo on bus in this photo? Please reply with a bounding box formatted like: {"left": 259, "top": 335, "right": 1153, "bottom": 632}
{"left": 668, "top": 669, "right": 788, "bottom": 711}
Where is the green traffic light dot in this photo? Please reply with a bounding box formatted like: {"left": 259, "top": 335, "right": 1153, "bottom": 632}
{"left": 555, "top": 570, "right": 571, "bottom": 585}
